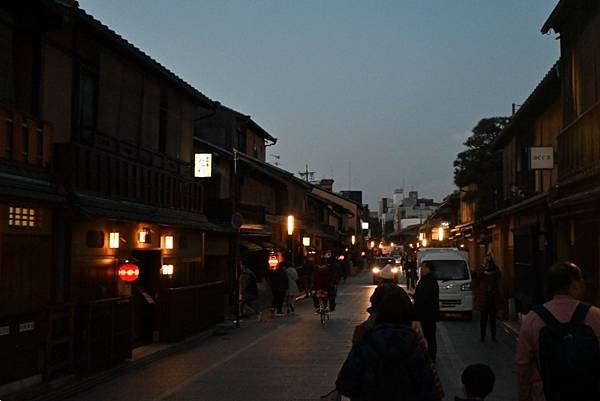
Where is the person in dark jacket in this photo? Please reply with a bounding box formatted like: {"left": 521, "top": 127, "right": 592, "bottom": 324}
{"left": 336, "top": 291, "right": 443, "bottom": 401}
{"left": 413, "top": 261, "right": 440, "bottom": 363}
{"left": 404, "top": 255, "right": 417, "bottom": 290}
{"left": 269, "top": 263, "right": 289, "bottom": 316}
{"left": 313, "top": 263, "right": 336, "bottom": 311}
{"left": 475, "top": 254, "right": 501, "bottom": 342}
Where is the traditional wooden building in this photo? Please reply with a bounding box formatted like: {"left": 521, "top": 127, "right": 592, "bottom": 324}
{"left": 484, "top": 63, "right": 562, "bottom": 316}
{"left": 0, "top": 2, "right": 66, "bottom": 389}
{"left": 1, "top": 0, "right": 227, "bottom": 390}
{"left": 543, "top": 0, "right": 600, "bottom": 306}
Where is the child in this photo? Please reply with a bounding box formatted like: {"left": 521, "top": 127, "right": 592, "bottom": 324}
{"left": 456, "top": 364, "right": 495, "bottom": 401}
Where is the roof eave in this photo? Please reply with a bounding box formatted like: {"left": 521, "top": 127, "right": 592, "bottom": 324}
{"left": 541, "top": 0, "right": 568, "bottom": 34}
{"left": 74, "top": 7, "right": 214, "bottom": 108}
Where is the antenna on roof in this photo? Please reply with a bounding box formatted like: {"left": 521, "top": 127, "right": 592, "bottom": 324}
{"left": 270, "top": 154, "right": 281, "bottom": 167}
{"left": 298, "top": 164, "right": 315, "bottom": 182}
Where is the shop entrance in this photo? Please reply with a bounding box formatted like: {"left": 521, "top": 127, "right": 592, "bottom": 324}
{"left": 131, "top": 250, "right": 161, "bottom": 346}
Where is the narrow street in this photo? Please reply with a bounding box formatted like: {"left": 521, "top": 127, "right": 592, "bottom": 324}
{"left": 65, "top": 272, "right": 517, "bottom": 401}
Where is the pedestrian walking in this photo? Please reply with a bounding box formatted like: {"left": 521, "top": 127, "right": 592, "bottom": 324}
{"left": 255, "top": 272, "right": 274, "bottom": 321}
{"left": 269, "top": 262, "right": 289, "bottom": 316}
{"left": 476, "top": 253, "right": 501, "bottom": 342}
{"left": 516, "top": 261, "right": 600, "bottom": 401}
{"left": 239, "top": 261, "right": 260, "bottom": 318}
{"left": 353, "top": 274, "right": 404, "bottom": 345}
{"left": 456, "top": 363, "right": 495, "bottom": 401}
{"left": 285, "top": 264, "right": 299, "bottom": 314}
{"left": 405, "top": 255, "right": 417, "bottom": 290}
{"left": 336, "top": 290, "right": 444, "bottom": 401}
{"left": 413, "top": 260, "right": 440, "bottom": 363}
{"left": 340, "top": 254, "right": 350, "bottom": 283}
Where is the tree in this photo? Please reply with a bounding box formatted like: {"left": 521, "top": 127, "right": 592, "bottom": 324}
{"left": 453, "top": 117, "right": 511, "bottom": 219}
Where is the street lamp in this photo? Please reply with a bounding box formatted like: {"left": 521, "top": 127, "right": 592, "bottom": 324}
{"left": 302, "top": 236, "right": 311, "bottom": 247}
{"left": 287, "top": 215, "right": 295, "bottom": 266}
{"left": 351, "top": 235, "right": 356, "bottom": 245}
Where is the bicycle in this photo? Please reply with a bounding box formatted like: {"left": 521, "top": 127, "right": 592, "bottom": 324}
{"left": 316, "top": 289, "right": 330, "bottom": 324}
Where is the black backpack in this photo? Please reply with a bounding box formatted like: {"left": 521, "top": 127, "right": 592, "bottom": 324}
{"left": 533, "top": 303, "right": 600, "bottom": 401}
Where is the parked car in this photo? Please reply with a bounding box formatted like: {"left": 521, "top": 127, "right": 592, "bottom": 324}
{"left": 371, "top": 257, "right": 399, "bottom": 284}
{"left": 417, "top": 248, "right": 473, "bottom": 319}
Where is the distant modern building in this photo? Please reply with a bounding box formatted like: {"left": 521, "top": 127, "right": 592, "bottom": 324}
{"left": 339, "top": 190, "right": 363, "bottom": 205}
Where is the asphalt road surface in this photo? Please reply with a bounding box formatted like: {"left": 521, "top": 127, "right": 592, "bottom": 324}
{"left": 65, "top": 272, "right": 517, "bottom": 401}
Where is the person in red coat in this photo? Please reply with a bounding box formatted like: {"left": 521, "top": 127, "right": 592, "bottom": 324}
{"left": 476, "top": 253, "right": 501, "bottom": 342}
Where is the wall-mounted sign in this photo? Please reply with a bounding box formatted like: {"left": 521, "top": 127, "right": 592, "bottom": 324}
{"left": 194, "top": 153, "right": 212, "bottom": 177}
{"left": 530, "top": 147, "right": 554, "bottom": 169}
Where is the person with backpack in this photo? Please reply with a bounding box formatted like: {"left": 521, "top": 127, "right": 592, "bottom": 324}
{"left": 336, "top": 291, "right": 444, "bottom": 401}
{"left": 516, "top": 261, "right": 600, "bottom": 401}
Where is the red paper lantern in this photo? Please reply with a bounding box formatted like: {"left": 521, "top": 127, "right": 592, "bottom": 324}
{"left": 118, "top": 263, "right": 140, "bottom": 282}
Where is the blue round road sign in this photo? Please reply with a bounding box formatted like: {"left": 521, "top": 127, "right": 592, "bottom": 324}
{"left": 231, "top": 212, "right": 243, "bottom": 229}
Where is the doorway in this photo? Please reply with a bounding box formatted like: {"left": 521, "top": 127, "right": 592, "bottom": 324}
{"left": 131, "top": 250, "right": 161, "bottom": 346}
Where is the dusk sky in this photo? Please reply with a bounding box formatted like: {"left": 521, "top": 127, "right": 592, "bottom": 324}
{"left": 78, "top": 0, "right": 559, "bottom": 209}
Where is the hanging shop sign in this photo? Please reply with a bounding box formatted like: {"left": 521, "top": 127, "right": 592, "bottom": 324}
{"left": 118, "top": 263, "right": 140, "bottom": 282}
{"left": 529, "top": 147, "right": 554, "bottom": 170}
{"left": 194, "top": 153, "right": 212, "bottom": 177}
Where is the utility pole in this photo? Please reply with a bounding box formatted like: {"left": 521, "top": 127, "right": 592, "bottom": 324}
{"left": 233, "top": 149, "right": 241, "bottom": 328}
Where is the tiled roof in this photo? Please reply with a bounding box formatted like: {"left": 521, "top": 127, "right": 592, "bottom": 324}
{"left": 492, "top": 61, "right": 560, "bottom": 150}
{"left": 73, "top": 4, "right": 214, "bottom": 107}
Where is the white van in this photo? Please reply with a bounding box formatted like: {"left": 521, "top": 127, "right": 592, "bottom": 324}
{"left": 417, "top": 248, "right": 473, "bottom": 319}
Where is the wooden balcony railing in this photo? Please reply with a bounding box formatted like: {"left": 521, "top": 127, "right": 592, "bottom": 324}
{"left": 557, "top": 102, "right": 600, "bottom": 183}
{"left": 0, "top": 105, "right": 53, "bottom": 167}
{"left": 55, "top": 133, "right": 203, "bottom": 212}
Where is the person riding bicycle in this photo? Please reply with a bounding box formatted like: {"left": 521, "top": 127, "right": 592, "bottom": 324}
{"left": 313, "top": 263, "right": 337, "bottom": 312}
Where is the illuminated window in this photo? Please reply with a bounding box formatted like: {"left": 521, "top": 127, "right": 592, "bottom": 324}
{"left": 8, "top": 207, "right": 41, "bottom": 229}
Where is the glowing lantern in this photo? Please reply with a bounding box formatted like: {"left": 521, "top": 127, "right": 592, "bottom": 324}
{"left": 118, "top": 262, "right": 139, "bottom": 282}
{"left": 109, "top": 232, "right": 120, "bottom": 249}
{"left": 164, "top": 235, "right": 174, "bottom": 249}
{"left": 138, "top": 228, "right": 151, "bottom": 243}
{"left": 161, "top": 264, "right": 174, "bottom": 276}
{"left": 268, "top": 254, "right": 279, "bottom": 269}
{"left": 287, "top": 215, "right": 294, "bottom": 236}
